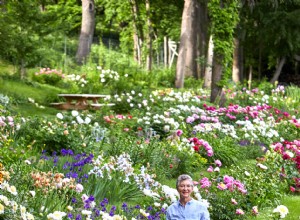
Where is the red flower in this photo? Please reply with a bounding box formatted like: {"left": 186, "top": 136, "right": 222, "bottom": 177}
{"left": 290, "top": 186, "right": 296, "bottom": 192}
{"left": 169, "top": 164, "right": 173, "bottom": 169}
{"left": 193, "top": 145, "right": 199, "bottom": 151}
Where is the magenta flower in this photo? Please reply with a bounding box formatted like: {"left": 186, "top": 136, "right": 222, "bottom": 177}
{"left": 176, "top": 129, "right": 183, "bottom": 136}
{"left": 199, "top": 177, "right": 212, "bottom": 189}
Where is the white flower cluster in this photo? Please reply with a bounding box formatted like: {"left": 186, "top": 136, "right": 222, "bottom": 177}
{"left": 113, "top": 91, "right": 150, "bottom": 109}
{"left": 65, "top": 74, "right": 88, "bottom": 88}
{"left": 152, "top": 89, "right": 208, "bottom": 104}
{"left": 0, "top": 181, "right": 35, "bottom": 219}
{"left": 236, "top": 117, "right": 280, "bottom": 141}
{"left": 137, "top": 112, "right": 180, "bottom": 132}
{"left": 97, "top": 66, "right": 120, "bottom": 83}
{"left": 47, "top": 211, "right": 66, "bottom": 220}
{"left": 88, "top": 153, "right": 116, "bottom": 179}
{"left": 88, "top": 154, "right": 162, "bottom": 196}
{"left": 161, "top": 185, "right": 179, "bottom": 203}
{"left": 134, "top": 166, "right": 161, "bottom": 191}
{"left": 0, "top": 94, "right": 9, "bottom": 106}
{"left": 193, "top": 122, "right": 238, "bottom": 139}
{"left": 115, "top": 153, "right": 134, "bottom": 182}
{"left": 89, "top": 153, "right": 147, "bottom": 184}
{"left": 56, "top": 110, "right": 92, "bottom": 125}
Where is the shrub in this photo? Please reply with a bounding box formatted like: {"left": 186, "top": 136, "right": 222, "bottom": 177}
{"left": 32, "top": 68, "right": 65, "bottom": 86}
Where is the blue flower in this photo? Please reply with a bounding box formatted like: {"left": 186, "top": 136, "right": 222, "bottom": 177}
{"left": 88, "top": 195, "right": 95, "bottom": 202}
{"left": 72, "top": 197, "right": 77, "bottom": 203}
{"left": 94, "top": 209, "right": 100, "bottom": 217}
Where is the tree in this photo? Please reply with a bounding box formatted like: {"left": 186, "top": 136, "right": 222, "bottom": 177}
{"left": 208, "top": 0, "right": 239, "bottom": 104}
{"left": 130, "top": 0, "right": 143, "bottom": 64}
{"left": 96, "top": 0, "right": 182, "bottom": 70}
{"left": 240, "top": 0, "right": 300, "bottom": 84}
{"left": 232, "top": 37, "right": 241, "bottom": 83}
{"left": 76, "top": 0, "right": 96, "bottom": 64}
{"left": 145, "top": 0, "right": 153, "bottom": 71}
{"left": 203, "top": 35, "right": 214, "bottom": 88}
{"left": 0, "top": 0, "right": 43, "bottom": 78}
{"left": 175, "top": 0, "right": 199, "bottom": 88}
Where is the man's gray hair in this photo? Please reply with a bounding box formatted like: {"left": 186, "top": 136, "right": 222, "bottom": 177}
{"left": 176, "top": 174, "right": 194, "bottom": 189}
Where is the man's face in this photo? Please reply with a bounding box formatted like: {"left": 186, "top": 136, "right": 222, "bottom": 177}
{"left": 177, "top": 179, "right": 193, "bottom": 199}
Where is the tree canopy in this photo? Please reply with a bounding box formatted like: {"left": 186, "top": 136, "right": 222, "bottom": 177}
{"left": 0, "top": 0, "right": 300, "bottom": 87}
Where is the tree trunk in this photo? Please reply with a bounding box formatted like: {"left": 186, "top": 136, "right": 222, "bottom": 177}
{"left": 164, "top": 36, "right": 169, "bottom": 67}
{"left": 248, "top": 65, "right": 252, "bottom": 90}
{"left": 76, "top": 0, "right": 95, "bottom": 64}
{"left": 270, "top": 57, "right": 286, "bottom": 84}
{"left": 145, "top": 0, "right": 153, "bottom": 71}
{"left": 258, "top": 44, "right": 262, "bottom": 80}
{"left": 232, "top": 37, "right": 240, "bottom": 83}
{"left": 175, "top": 0, "right": 199, "bottom": 88}
{"left": 130, "top": 0, "right": 142, "bottom": 64}
{"left": 203, "top": 35, "right": 213, "bottom": 88}
{"left": 20, "top": 58, "right": 26, "bottom": 80}
{"left": 210, "top": 53, "right": 224, "bottom": 104}
{"left": 198, "top": 1, "right": 209, "bottom": 78}
{"left": 239, "top": 35, "right": 244, "bottom": 82}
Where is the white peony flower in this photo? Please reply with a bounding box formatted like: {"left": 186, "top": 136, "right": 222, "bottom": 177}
{"left": 56, "top": 113, "right": 64, "bottom": 120}
{"left": 273, "top": 205, "right": 289, "bottom": 218}
{"left": 71, "top": 110, "right": 79, "bottom": 117}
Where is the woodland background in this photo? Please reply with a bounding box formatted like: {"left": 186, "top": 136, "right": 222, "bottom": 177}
{"left": 1, "top": 0, "right": 300, "bottom": 103}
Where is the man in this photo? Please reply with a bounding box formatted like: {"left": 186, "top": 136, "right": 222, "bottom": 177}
{"left": 166, "top": 174, "right": 210, "bottom": 220}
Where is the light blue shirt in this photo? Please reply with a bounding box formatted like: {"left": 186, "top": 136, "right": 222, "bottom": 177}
{"left": 166, "top": 199, "right": 210, "bottom": 220}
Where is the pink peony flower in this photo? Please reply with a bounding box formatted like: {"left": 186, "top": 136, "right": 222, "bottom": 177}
{"left": 236, "top": 209, "right": 245, "bottom": 215}
{"left": 231, "top": 198, "right": 238, "bottom": 205}
{"left": 215, "top": 160, "right": 222, "bottom": 167}
{"left": 207, "top": 166, "right": 213, "bottom": 173}
{"left": 252, "top": 206, "right": 259, "bottom": 215}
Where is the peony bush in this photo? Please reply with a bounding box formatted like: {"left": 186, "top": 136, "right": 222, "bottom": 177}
{"left": 0, "top": 84, "right": 299, "bottom": 219}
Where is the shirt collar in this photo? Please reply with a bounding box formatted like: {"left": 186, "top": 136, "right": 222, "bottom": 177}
{"left": 177, "top": 199, "right": 194, "bottom": 207}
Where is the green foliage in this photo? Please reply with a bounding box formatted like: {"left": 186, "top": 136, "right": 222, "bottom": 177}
{"left": 229, "top": 150, "right": 287, "bottom": 208}
{"left": 86, "top": 174, "right": 143, "bottom": 204}
{"left": 208, "top": 0, "right": 240, "bottom": 86}
{"left": 15, "top": 112, "right": 97, "bottom": 154}
{"left": 240, "top": 1, "right": 300, "bottom": 74}
{"left": 182, "top": 76, "right": 203, "bottom": 89}
{"left": 0, "top": 78, "right": 62, "bottom": 105}
{"left": 285, "top": 84, "right": 300, "bottom": 109}
{"left": 32, "top": 68, "right": 65, "bottom": 86}
{"left": 166, "top": 145, "right": 207, "bottom": 178}
{"left": 191, "top": 132, "right": 243, "bottom": 166}
{"left": 0, "top": 1, "right": 42, "bottom": 65}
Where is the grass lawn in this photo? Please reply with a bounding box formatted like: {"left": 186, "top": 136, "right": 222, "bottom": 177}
{"left": 9, "top": 103, "right": 59, "bottom": 118}
{"left": 248, "top": 195, "right": 300, "bottom": 219}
